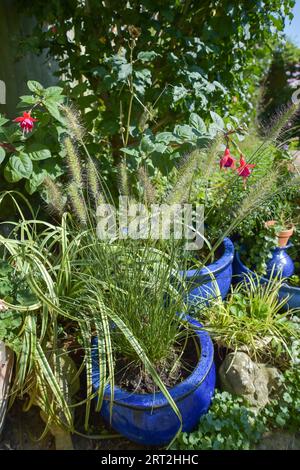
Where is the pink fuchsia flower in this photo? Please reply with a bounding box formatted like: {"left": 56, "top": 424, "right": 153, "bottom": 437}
{"left": 237, "top": 154, "right": 255, "bottom": 186}
{"left": 220, "top": 147, "right": 236, "bottom": 169}
{"left": 13, "top": 112, "right": 38, "bottom": 133}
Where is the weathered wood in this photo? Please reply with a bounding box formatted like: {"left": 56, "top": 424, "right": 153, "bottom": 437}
{"left": 0, "top": 341, "right": 14, "bottom": 434}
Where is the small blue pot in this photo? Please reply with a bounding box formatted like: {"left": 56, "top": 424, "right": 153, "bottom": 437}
{"left": 266, "top": 244, "right": 295, "bottom": 278}
{"left": 233, "top": 249, "right": 300, "bottom": 310}
{"left": 91, "top": 315, "right": 216, "bottom": 446}
{"left": 179, "top": 237, "right": 234, "bottom": 307}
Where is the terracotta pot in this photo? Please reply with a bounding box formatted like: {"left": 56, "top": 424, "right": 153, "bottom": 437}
{"left": 265, "top": 220, "right": 294, "bottom": 247}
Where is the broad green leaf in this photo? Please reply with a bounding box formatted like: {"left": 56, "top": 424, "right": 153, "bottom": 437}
{"left": 189, "top": 113, "right": 207, "bottom": 133}
{"left": 19, "top": 95, "right": 37, "bottom": 105}
{"left": 210, "top": 111, "right": 224, "bottom": 130}
{"left": 5, "top": 153, "right": 33, "bottom": 182}
{"left": 155, "top": 132, "right": 180, "bottom": 144}
{"left": 27, "top": 80, "right": 44, "bottom": 94}
{"left": 121, "top": 147, "right": 140, "bottom": 157}
{"left": 174, "top": 124, "right": 197, "bottom": 142}
{"left": 43, "top": 99, "right": 64, "bottom": 122}
{"left": 140, "top": 136, "right": 155, "bottom": 154}
{"left": 27, "top": 145, "right": 52, "bottom": 161}
{"left": 44, "top": 86, "right": 64, "bottom": 99}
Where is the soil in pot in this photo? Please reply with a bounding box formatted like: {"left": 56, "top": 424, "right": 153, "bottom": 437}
{"left": 113, "top": 335, "right": 199, "bottom": 394}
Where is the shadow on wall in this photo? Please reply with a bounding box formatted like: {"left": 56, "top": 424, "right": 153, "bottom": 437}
{"left": 0, "top": 0, "right": 58, "bottom": 118}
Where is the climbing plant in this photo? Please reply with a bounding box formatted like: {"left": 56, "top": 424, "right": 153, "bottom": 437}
{"left": 17, "top": 0, "right": 294, "bottom": 168}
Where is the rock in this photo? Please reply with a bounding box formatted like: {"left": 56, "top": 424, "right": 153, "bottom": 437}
{"left": 256, "top": 431, "right": 300, "bottom": 450}
{"left": 219, "top": 351, "right": 281, "bottom": 408}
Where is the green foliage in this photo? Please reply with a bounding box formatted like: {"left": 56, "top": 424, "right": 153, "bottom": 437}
{"left": 197, "top": 273, "right": 300, "bottom": 365}
{"left": 0, "top": 260, "right": 36, "bottom": 350}
{"left": 0, "top": 81, "right": 66, "bottom": 197}
{"left": 173, "top": 366, "right": 300, "bottom": 450}
{"left": 264, "top": 366, "right": 300, "bottom": 430}
{"left": 17, "top": 0, "right": 294, "bottom": 168}
{"left": 172, "top": 391, "right": 267, "bottom": 450}
{"left": 237, "top": 172, "right": 300, "bottom": 275}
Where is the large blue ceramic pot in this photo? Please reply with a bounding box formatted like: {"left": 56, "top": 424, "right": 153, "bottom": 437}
{"left": 233, "top": 249, "right": 300, "bottom": 310}
{"left": 179, "top": 237, "right": 234, "bottom": 306}
{"left": 91, "top": 315, "right": 216, "bottom": 446}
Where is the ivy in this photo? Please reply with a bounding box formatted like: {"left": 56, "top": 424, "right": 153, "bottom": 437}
{"left": 173, "top": 367, "right": 300, "bottom": 450}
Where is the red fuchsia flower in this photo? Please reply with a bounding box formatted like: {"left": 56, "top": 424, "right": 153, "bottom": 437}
{"left": 13, "top": 112, "right": 38, "bottom": 134}
{"left": 220, "top": 147, "right": 236, "bottom": 169}
{"left": 236, "top": 154, "right": 255, "bottom": 187}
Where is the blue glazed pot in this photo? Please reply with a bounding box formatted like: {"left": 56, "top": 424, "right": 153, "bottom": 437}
{"left": 233, "top": 249, "right": 300, "bottom": 310}
{"left": 91, "top": 315, "right": 216, "bottom": 446}
{"left": 266, "top": 244, "right": 295, "bottom": 278}
{"left": 179, "top": 237, "right": 234, "bottom": 306}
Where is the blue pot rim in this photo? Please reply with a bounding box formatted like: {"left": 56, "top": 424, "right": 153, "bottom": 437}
{"left": 91, "top": 315, "right": 214, "bottom": 410}
{"left": 178, "top": 237, "right": 234, "bottom": 280}
{"left": 234, "top": 249, "right": 300, "bottom": 296}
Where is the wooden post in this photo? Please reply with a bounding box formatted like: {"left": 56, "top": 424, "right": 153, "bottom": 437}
{"left": 0, "top": 0, "right": 57, "bottom": 118}
{"left": 0, "top": 341, "right": 14, "bottom": 434}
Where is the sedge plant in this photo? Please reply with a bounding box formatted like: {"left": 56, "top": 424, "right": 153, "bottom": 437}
{"left": 196, "top": 272, "right": 300, "bottom": 366}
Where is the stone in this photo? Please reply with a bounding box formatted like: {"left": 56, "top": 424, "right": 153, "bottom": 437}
{"left": 256, "top": 431, "right": 300, "bottom": 450}
{"left": 219, "top": 351, "right": 281, "bottom": 408}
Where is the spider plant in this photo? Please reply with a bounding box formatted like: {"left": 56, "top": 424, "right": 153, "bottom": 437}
{"left": 0, "top": 190, "right": 193, "bottom": 444}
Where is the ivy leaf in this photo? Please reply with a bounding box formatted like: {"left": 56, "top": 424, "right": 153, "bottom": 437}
{"left": 189, "top": 113, "right": 207, "bottom": 133}
{"left": 0, "top": 146, "right": 5, "bottom": 164}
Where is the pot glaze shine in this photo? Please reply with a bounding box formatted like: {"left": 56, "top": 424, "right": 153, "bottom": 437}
{"left": 179, "top": 237, "right": 234, "bottom": 307}
{"left": 91, "top": 316, "right": 216, "bottom": 446}
{"left": 266, "top": 244, "right": 294, "bottom": 278}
